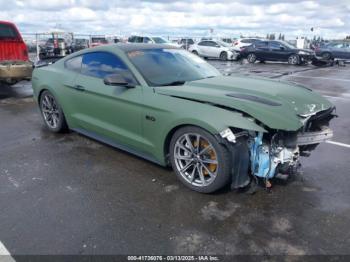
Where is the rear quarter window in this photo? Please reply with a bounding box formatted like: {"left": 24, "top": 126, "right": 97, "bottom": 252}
{"left": 0, "top": 23, "right": 19, "bottom": 40}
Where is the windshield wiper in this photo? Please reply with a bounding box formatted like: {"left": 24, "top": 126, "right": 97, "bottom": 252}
{"left": 159, "top": 81, "right": 186, "bottom": 86}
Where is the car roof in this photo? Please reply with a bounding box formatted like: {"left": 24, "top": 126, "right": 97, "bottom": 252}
{"left": 60, "top": 43, "right": 179, "bottom": 62}
{"left": 114, "top": 43, "right": 178, "bottom": 52}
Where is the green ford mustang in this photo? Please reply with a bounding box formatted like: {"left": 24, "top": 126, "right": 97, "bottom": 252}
{"left": 32, "top": 44, "right": 335, "bottom": 193}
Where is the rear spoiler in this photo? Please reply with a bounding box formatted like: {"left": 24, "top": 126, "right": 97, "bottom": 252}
{"left": 35, "top": 56, "right": 64, "bottom": 68}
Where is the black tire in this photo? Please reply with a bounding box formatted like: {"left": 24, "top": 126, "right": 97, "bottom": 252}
{"left": 220, "top": 51, "right": 228, "bottom": 61}
{"left": 169, "top": 126, "right": 231, "bottom": 193}
{"left": 192, "top": 50, "right": 199, "bottom": 56}
{"left": 288, "top": 54, "right": 300, "bottom": 65}
{"left": 39, "top": 90, "right": 68, "bottom": 133}
{"left": 247, "top": 53, "right": 257, "bottom": 63}
{"left": 321, "top": 52, "right": 332, "bottom": 60}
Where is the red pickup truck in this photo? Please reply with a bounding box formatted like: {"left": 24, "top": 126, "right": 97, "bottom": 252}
{"left": 0, "top": 20, "right": 33, "bottom": 84}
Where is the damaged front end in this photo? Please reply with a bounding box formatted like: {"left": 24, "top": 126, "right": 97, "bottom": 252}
{"left": 220, "top": 107, "right": 336, "bottom": 189}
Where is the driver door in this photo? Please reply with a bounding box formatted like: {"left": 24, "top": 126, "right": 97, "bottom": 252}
{"left": 269, "top": 41, "right": 288, "bottom": 61}
{"left": 67, "top": 51, "right": 144, "bottom": 150}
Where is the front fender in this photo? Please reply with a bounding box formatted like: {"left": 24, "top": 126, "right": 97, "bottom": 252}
{"left": 150, "top": 104, "right": 266, "bottom": 165}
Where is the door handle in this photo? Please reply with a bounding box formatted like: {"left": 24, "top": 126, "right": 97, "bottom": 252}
{"left": 74, "top": 85, "right": 85, "bottom": 91}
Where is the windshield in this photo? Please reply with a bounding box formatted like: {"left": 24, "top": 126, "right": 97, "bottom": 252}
{"left": 152, "top": 37, "right": 169, "bottom": 44}
{"left": 127, "top": 49, "right": 221, "bottom": 86}
{"left": 279, "top": 41, "right": 296, "bottom": 49}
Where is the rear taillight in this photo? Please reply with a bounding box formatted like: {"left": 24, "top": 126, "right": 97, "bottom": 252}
{"left": 21, "top": 43, "right": 29, "bottom": 60}
{"left": 234, "top": 42, "right": 238, "bottom": 45}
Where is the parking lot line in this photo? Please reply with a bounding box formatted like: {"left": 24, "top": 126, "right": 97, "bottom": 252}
{"left": 326, "top": 140, "right": 350, "bottom": 148}
{"left": 0, "top": 241, "right": 15, "bottom": 262}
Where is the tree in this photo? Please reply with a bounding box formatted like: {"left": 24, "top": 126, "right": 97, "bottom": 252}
{"left": 281, "top": 34, "right": 285, "bottom": 41}
{"left": 278, "top": 33, "right": 282, "bottom": 40}
{"left": 266, "top": 34, "right": 269, "bottom": 39}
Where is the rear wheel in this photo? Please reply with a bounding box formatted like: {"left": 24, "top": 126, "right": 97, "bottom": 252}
{"left": 169, "top": 126, "right": 231, "bottom": 193}
{"left": 220, "top": 51, "right": 228, "bottom": 61}
{"left": 39, "top": 90, "right": 68, "bottom": 133}
{"left": 288, "top": 54, "right": 300, "bottom": 65}
{"left": 247, "top": 53, "right": 257, "bottom": 63}
{"left": 192, "top": 50, "right": 199, "bottom": 56}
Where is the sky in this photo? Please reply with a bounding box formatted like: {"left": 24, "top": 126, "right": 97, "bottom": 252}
{"left": 1, "top": 0, "right": 349, "bottom": 39}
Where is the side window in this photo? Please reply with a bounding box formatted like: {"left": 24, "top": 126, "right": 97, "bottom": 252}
{"left": 64, "top": 56, "right": 82, "bottom": 73}
{"left": 208, "top": 41, "right": 218, "bottom": 47}
{"left": 270, "top": 42, "right": 282, "bottom": 50}
{"left": 255, "top": 41, "right": 268, "bottom": 48}
{"left": 143, "top": 37, "right": 151, "bottom": 43}
{"left": 81, "top": 52, "right": 128, "bottom": 79}
{"left": 128, "top": 36, "right": 135, "bottom": 42}
{"left": 198, "top": 41, "right": 208, "bottom": 46}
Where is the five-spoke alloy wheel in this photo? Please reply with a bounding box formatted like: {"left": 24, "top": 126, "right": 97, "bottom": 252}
{"left": 170, "top": 126, "right": 231, "bottom": 193}
{"left": 40, "top": 90, "right": 68, "bottom": 132}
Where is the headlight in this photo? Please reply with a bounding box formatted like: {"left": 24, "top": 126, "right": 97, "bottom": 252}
{"left": 298, "top": 51, "right": 309, "bottom": 55}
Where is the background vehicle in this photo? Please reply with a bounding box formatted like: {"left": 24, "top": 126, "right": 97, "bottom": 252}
{"left": 315, "top": 42, "right": 350, "bottom": 60}
{"left": 90, "top": 37, "right": 108, "bottom": 48}
{"left": 39, "top": 38, "right": 72, "bottom": 59}
{"left": 71, "top": 38, "right": 89, "bottom": 52}
{"left": 178, "top": 38, "right": 194, "bottom": 49}
{"left": 32, "top": 44, "right": 334, "bottom": 193}
{"left": 189, "top": 40, "right": 239, "bottom": 61}
{"left": 232, "top": 38, "right": 262, "bottom": 51}
{"left": 240, "top": 40, "right": 315, "bottom": 65}
{"left": 128, "top": 35, "right": 180, "bottom": 47}
{"left": 0, "top": 20, "right": 32, "bottom": 84}
{"left": 221, "top": 38, "right": 233, "bottom": 44}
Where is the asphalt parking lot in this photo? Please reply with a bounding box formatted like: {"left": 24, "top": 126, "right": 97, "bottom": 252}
{"left": 0, "top": 60, "right": 349, "bottom": 258}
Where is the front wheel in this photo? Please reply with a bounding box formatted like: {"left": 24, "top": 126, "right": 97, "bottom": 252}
{"left": 288, "top": 54, "right": 300, "bottom": 65}
{"left": 169, "top": 126, "right": 231, "bottom": 193}
{"left": 247, "top": 53, "right": 257, "bottom": 63}
{"left": 220, "top": 51, "right": 228, "bottom": 61}
{"left": 39, "top": 90, "right": 68, "bottom": 133}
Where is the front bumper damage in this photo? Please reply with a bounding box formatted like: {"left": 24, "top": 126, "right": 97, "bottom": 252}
{"left": 220, "top": 107, "right": 336, "bottom": 190}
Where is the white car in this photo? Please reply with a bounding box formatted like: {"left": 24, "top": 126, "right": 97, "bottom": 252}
{"left": 128, "top": 35, "right": 181, "bottom": 48}
{"left": 232, "top": 38, "right": 262, "bottom": 51}
{"left": 189, "top": 40, "right": 239, "bottom": 61}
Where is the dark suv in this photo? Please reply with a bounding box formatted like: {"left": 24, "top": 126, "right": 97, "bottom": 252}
{"left": 240, "top": 40, "right": 315, "bottom": 65}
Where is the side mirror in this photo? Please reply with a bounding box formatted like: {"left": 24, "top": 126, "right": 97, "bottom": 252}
{"left": 280, "top": 46, "right": 285, "bottom": 50}
{"left": 104, "top": 73, "right": 136, "bottom": 88}
{"left": 215, "top": 45, "right": 220, "bottom": 48}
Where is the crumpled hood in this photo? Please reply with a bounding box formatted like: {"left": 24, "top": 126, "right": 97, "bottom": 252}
{"left": 156, "top": 75, "right": 333, "bottom": 131}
